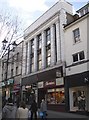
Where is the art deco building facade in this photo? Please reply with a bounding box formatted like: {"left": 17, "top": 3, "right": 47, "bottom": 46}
{"left": 22, "top": 0, "right": 73, "bottom": 111}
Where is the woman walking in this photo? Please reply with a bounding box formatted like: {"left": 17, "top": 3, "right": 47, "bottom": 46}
{"left": 40, "top": 99, "right": 47, "bottom": 120}
{"left": 17, "top": 101, "right": 29, "bottom": 119}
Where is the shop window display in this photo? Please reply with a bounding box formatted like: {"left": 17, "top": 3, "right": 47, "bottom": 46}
{"left": 47, "top": 88, "right": 65, "bottom": 104}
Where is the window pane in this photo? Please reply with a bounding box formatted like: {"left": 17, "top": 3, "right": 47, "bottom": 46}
{"left": 73, "top": 28, "right": 80, "bottom": 43}
{"left": 47, "top": 56, "right": 51, "bottom": 66}
{"left": 31, "top": 64, "right": 34, "bottom": 72}
{"left": 38, "top": 60, "right": 42, "bottom": 70}
{"left": 31, "top": 39, "right": 34, "bottom": 53}
{"left": 79, "top": 51, "right": 85, "bottom": 60}
{"left": 47, "top": 88, "right": 65, "bottom": 104}
{"left": 73, "top": 54, "right": 78, "bottom": 62}
{"left": 38, "top": 34, "right": 42, "bottom": 49}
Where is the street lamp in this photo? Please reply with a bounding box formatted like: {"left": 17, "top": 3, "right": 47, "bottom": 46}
{"left": 2, "top": 39, "right": 17, "bottom": 98}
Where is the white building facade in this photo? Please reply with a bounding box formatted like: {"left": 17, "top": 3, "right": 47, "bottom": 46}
{"left": 22, "top": 0, "right": 73, "bottom": 111}
{"left": 64, "top": 3, "right": 89, "bottom": 112}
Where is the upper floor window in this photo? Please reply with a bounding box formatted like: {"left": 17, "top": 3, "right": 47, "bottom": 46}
{"left": 12, "top": 56, "right": 14, "bottom": 64}
{"left": 37, "top": 51, "right": 42, "bottom": 70}
{"left": 73, "top": 51, "right": 85, "bottom": 63}
{"left": 31, "top": 39, "right": 34, "bottom": 53}
{"left": 30, "top": 54, "right": 34, "bottom": 73}
{"left": 17, "top": 52, "right": 19, "bottom": 61}
{"left": 73, "top": 28, "right": 80, "bottom": 43}
{"left": 46, "top": 28, "right": 51, "bottom": 45}
{"left": 11, "top": 69, "right": 13, "bottom": 77}
{"left": 38, "top": 34, "right": 42, "bottom": 49}
{"left": 85, "top": 7, "right": 88, "bottom": 14}
{"left": 46, "top": 46, "right": 51, "bottom": 67}
{"left": 16, "top": 66, "right": 18, "bottom": 75}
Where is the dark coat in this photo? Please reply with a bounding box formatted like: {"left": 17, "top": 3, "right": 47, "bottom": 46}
{"left": 30, "top": 101, "right": 37, "bottom": 112}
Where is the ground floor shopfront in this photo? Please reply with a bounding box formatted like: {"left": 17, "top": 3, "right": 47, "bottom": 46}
{"left": 1, "top": 75, "right": 21, "bottom": 103}
{"left": 21, "top": 64, "right": 66, "bottom": 112}
{"left": 65, "top": 71, "right": 89, "bottom": 113}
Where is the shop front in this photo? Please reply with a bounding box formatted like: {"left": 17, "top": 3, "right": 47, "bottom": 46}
{"left": 2, "top": 79, "right": 14, "bottom": 100}
{"left": 21, "top": 65, "right": 66, "bottom": 112}
{"left": 38, "top": 78, "right": 65, "bottom": 112}
{"left": 65, "top": 71, "right": 89, "bottom": 113}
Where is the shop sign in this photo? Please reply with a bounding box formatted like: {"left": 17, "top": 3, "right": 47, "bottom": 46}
{"left": 56, "top": 77, "right": 64, "bottom": 85}
{"left": 38, "top": 82, "right": 44, "bottom": 88}
{"left": 0, "top": 82, "right": 5, "bottom": 87}
{"left": 7, "top": 79, "right": 14, "bottom": 85}
{"left": 45, "top": 81, "right": 55, "bottom": 86}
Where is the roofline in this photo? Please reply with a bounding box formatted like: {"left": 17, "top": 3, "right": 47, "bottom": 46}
{"left": 76, "top": 2, "right": 89, "bottom": 13}
{"left": 64, "top": 12, "right": 89, "bottom": 29}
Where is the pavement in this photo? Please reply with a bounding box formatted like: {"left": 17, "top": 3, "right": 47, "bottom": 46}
{"left": 26, "top": 105, "right": 89, "bottom": 119}
{"left": 46, "top": 110, "right": 89, "bottom": 119}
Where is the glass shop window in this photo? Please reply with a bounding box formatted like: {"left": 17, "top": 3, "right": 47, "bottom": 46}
{"left": 47, "top": 88, "right": 65, "bottom": 104}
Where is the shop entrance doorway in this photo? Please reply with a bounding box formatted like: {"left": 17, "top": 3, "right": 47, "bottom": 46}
{"left": 38, "top": 89, "right": 47, "bottom": 108}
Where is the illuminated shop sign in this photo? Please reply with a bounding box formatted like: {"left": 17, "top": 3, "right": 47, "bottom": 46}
{"left": 45, "top": 81, "right": 55, "bottom": 86}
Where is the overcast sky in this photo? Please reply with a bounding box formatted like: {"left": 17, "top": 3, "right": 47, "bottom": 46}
{"left": 0, "top": 0, "right": 88, "bottom": 30}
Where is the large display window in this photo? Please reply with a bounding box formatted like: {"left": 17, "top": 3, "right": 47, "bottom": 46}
{"left": 47, "top": 88, "right": 65, "bottom": 104}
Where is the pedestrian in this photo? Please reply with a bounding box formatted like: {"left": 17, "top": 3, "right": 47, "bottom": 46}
{"left": 16, "top": 101, "right": 29, "bottom": 119}
{"left": 16, "top": 94, "right": 20, "bottom": 108}
{"left": 2, "top": 97, "right": 17, "bottom": 119}
{"left": 30, "top": 99, "right": 38, "bottom": 120}
{"left": 40, "top": 99, "right": 47, "bottom": 120}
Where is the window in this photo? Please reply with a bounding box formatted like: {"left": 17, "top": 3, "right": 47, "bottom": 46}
{"left": 73, "top": 51, "right": 85, "bottom": 63}
{"left": 25, "top": 43, "right": 28, "bottom": 74}
{"left": 17, "top": 52, "right": 19, "bottom": 61}
{"left": 31, "top": 39, "right": 34, "bottom": 53}
{"left": 79, "top": 51, "right": 85, "bottom": 60}
{"left": 37, "top": 51, "right": 42, "bottom": 70}
{"left": 16, "top": 66, "right": 18, "bottom": 75}
{"left": 38, "top": 34, "right": 42, "bottom": 49}
{"left": 12, "top": 56, "right": 14, "bottom": 64}
{"left": 80, "top": 10, "right": 84, "bottom": 16}
{"left": 30, "top": 54, "right": 34, "bottom": 73}
{"left": 46, "top": 47, "right": 51, "bottom": 67}
{"left": 46, "top": 28, "right": 51, "bottom": 67}
{"left": 73, "top": 28, "right": 80, "bottom": 43}
{"left": 11, "top": 69, "right": 13, "bottom": 77}
{"left": 47, "top": 88, "right": 65, "bottom": 104}
{"left": 73, "top": 54, "right": 78, "bottom": 62}
{"left": 46, "top": 28, "right": 51, "bottom": 45}
{"left": 85, "top": 8, "right": 88, "bottom": 14}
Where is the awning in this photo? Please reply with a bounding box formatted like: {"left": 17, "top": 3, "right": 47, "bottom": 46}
{"left": 21, "top": 64, "right": 63, "bottom": 86}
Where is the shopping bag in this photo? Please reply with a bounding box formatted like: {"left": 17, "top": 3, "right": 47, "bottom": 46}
{"left": 28, "top": 110, "right": 31, "bottom": 118}
{"left": 39, "top": 111, "right": 43, "bottom": 117}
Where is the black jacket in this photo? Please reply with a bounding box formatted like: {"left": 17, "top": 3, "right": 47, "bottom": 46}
{"left": 30, "top": 101, "right": 37, "bottom": 112}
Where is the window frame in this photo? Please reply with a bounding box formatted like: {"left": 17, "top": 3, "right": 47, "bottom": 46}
{"left": 73, "top": 28, "right": 80, "bottom": 43}
{"left": 72, "top": 51, "right": 85, "bottom": 63}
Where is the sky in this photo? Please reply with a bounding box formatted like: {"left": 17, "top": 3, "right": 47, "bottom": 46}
{"left": 0, "top": 0, "right": 88, "bottom": 31}
{"left": 0, "top": 0, "right": 88, "bottom": 55}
